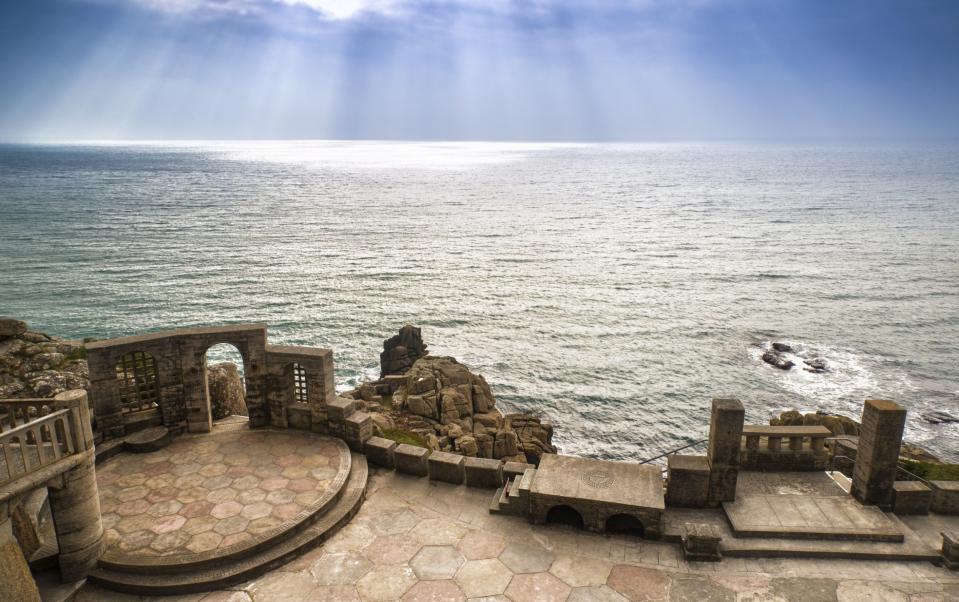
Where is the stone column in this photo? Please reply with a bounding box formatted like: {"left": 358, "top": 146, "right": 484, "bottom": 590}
{"left": 48, "top": 454, "right": 103, "bottom": 582}
{"left": 706, "top": 398, "right": 744, "bottom": 506}
{"left": 851, "top": 399, "right": 906, "bottom": 509}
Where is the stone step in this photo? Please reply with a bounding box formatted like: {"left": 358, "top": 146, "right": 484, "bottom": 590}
{"left": 489, "top": 487, "right": 504, "bottom": 514}
{"left": 122, "top": 426, "right": 174, "bottom": 453}
{"left": 87, "top": 455, "right": 368, "bottom": 595}
{"left": 518, "top": 467, "right": 536, "bottom": 493}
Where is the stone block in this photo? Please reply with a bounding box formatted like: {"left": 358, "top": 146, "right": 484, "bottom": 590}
{"left": 931, "top": 481, "right": 959, "bottom": 515}
{"left": 395, "top": 444, "right": 430, "bottom": 477}
{"left": 344, "top": 411, "right": 373, "bottom": 451}
{"left": 428, "top": 451, "right": 466, "bottom": 484}
{"left": 464, "top": 457, "right": 503, "bottom": 488}
{"left": 682, "top": 522, "right": 722, "bottom": 562}
{"left": 707, "top": 398, "right": 745, "bottom": 467}
{"left": 666, "top": 454, "right": 710, "bottom": 508}
{"left": 364, "top": 436, "right": 397, "bottom": 469}
{"left": 503, "top": 461, "right": 534, "bottom": 481}
{"left": 892, "top": 481, "right": 931, "bottom": 515}
{"left": 327, "top": 396, "right": 358, "bottom": 423}
{"left": 942, "top": 531, "right": 959, "bottom": 570}
{"left": 286, "top": 404, "right": 312, "bottom": 431}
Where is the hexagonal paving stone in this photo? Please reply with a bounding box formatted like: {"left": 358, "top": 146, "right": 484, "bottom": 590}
{"left": 266, "top": 490, "right": 297, "bottom": 505}
{"left": 149, "top": 531, "right": 191, "bottom": 554}
{"left": 117, "top": 530, "right": 154, "bottom": 552}
{"left": 203, "top": 475, "right": 233, "bottom": 490}
{"left": 182, "top": 516, "right": 218, "bottom": 535}
{"left": 260, "top": 477, "right": 290, "bottom": 492}
{"left": 288, "top": 477, "right": 317, "bottom": 492}
{"left": 310, "top": 552, "right": 373, "bottom": 586}
{"left": 370, "top": 508, "right": 420, "bottom": 535}
{"left": 356, "top": 565, "right": 417, "bottom": 601}
{"left": 233, "top": 475, "right": 259, "bottom": 490}
{"left": 410, "top": 518, "right": 468, "bottom": 546}
{"left": 282, "top": 465, "right": 311, "bottom": 479}
{"left": 198, "top": 463, "right": 228, "bottom": 478}
{"left": 116, "top": 486, "right": 149, "bottom": 503}
{"left": 498, "top": 542, "right": 556, "bottom": 574}
{"left": 411, "top": 545, "right": 465, "bottom": 580}
{"left": 185, "top": 531, "right": 223, "bottom": 554}
{"left": 213, "top": 515, "right": 250, "bottom": 536}
{"left": 505, "top": 572, "right": 572, "bottom": 602}
{"left": 207, "top": 488, "right": 239, "bottom": 504}
{"left": 116, "top": 499, "right": 151, "bottom": 517}
{"left": 454, "top": 558, "right": 513, "bottom": 598}
{"left": 211, "top": 501, "right": 243, "bottom": 519}
{"left": 550, "top": 555, "right": 613, "bottom": 588}
{"left": 247, "top": 516, "right": 283, "bottom": 536}
{"left": 150, "top": 514, "right": 187, "bottom": 534}
{"left": 114, "top": 514, "right": 155, "bottom": 535}
{"left": 364, "top": 534, "right": 421, "bottom": 565}
{"left": 177, "top": 487, "right": 209, "bottom": 504}
{"left": 180, "top": 500, "right": 214, "bottom": 519}
{"left": 236, "top": 488, "right": 268, "bottom": 505}
{"left": 568, "top": 585, "right": 630, "bottom": 602}
{"left": 606, "top": 564, "right": 670, "bottom": 602}
{"left": 148, "top": 499, "right": 183, "bottom": 517}
{"left": 240, "top": 501, "right": 273, "bottom": 520}
{"left": 221, "top": 532, "right": 254, "bottom": 547}
{"left": 401, "top": 580, "right": 466, "bottom": 602}
{"left": 457, "top": 530, "right": 507, "bottom": 560}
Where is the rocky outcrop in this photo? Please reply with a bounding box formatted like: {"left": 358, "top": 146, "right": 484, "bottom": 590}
{"left": 761, "top": 350, "right": 794, "bottom": 370}
{"left": 207, "top": 362, "right": 248, "bottom": 419}
{"left": 0, "top": 321, "right": 89, "bottom": 398}
{"left": 760, "top": 342, "right": 828, "bottom": 373}
{"left": 347, "top": 329, "right": 558, "bottom": 465}
{"left": 380, "top": 324, "right": 428, "bottom": 377}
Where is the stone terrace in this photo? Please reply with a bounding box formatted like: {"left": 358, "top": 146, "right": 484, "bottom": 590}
{"left": 76, "top": 467, "right": 959, "bottom": 602}
{"left": 96, "top": 429, "right": 350, "bottom": 562}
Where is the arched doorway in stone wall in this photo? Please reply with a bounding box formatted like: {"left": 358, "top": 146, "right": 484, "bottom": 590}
{"left": 545, "top": 505, "right": 585, "bottom": 530}
{"left": 204, "top": 343, "right": 248, "bottom": 421}
{"left": 605, "top": 513, "right": 645, "bottom": 537}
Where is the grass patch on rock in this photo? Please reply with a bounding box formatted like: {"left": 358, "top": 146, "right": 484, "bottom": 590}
{"left": 900, "top": 460, "right": 959, "bottom": 481}
{"left": 380, "top": 427, "right": 427, "bottom": 448}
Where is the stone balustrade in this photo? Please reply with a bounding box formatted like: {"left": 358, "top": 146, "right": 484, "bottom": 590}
{"left": 739, "top": 425, "right": 831, "bottom": 471}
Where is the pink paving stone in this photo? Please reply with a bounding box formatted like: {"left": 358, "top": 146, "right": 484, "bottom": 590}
{"left": 236, "top": 489, "right": 268, "bottom": 505}
{"left": 271, "top": 503, "right": 302, "bottom": 522}
{"left": 233, "top": 475, "right": 260, "bottom": 490}
{"left": 97, "top": 471, "right": 120, "bottom": 486}
{"left": 117, "top": 499, "right": 152, "bottom": 516}
{"left": 226, "top": 465, "right": 255, "bottom": 478}
{"left": 145, "top": 474, "right": 176, "bottom": 489}
{"left": 180, "top": 500, "right": 215, "bottom": 518}
{"left": 146, "top": 486, "right": 180, "bottom": 504}
{"left": 221, "top": 532, "right": 254, "bottom": 547}
{"left": 457, "top": 530, "right": 507, "bottom": 560}
{"left": 117, "top": 486, "right": 149, "bottom": 502}
{"left": 148, "top": 500, "right": 183, "bottom": 517}
{"left": 261, "top": 477, "right": 290, "bottom": 492}
{"left": 364, "top": 535, "right": 421, "bottom": 565}
{"left": 118, "top": 530, "right": 154, "bottom": 552}
{"left": 177, "top": 487, "right": 210, "bottom": 504}
{"left": 402, "top": 580, "right": 466, "bottom": 602}
{"left": 607, "top": 565, "right": 671, "bottom": 601}
{"left": 211, "top": 500, "right": 244, "bottom": 519}
{"left": 276, "top": 454, "right": 302, "bottom": 467}
{"left": 288, "top": 477, "right": 318, "bottom": 493}
{"left": 143, "top": 461, "right": 174, "bottom": 476}
{"left": 505, "top": 573, "right": 572, "bottom": 602}
{"left": 151, "top": 514, "right": 187, "bottom": 534}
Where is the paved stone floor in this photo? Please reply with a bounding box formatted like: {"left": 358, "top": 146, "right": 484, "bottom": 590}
{"left": 97, "top": 430, "right": 350, "bottom": 561}
{"left": 78, "top": 467, "right": 959, "bottom": 601}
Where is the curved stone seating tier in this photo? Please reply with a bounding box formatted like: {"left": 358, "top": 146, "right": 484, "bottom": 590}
{"left": 88, "top": 428, "right": 367, "bottom": 593}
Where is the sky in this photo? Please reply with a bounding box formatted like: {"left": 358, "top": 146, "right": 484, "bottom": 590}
{"left": 0, "top": 0, "right": 957, "bottom": 141}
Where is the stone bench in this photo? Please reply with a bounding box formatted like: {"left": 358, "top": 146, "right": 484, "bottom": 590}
{"left": 428, "top": 451, "right": 466, "bottom": 484}
{"left": 893, "top": 481, "right": 931, "bottom": 515}
{"left": 364, "top": 436, "right": 397, "bottom": 469}
{"left": 395, "top": 444, "right": 430, "bottom": 476}
{"left": 931, "top": 481, "right": 959, "bottom": 515}
{"left": 464, "top": 457, "right": 503, "bottom": 488}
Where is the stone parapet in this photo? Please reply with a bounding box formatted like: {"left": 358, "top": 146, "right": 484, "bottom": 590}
{"left": 395, "top": 444, "right": 430, "bottom": 476}
{"left": 428, "top": 451, "right": 467, "bottom": 484}
{"left": 893, "top": 481, "right": 931, "bottom": 516}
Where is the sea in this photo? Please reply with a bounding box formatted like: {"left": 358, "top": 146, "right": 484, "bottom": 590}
{"left": 1, "top": 140, "right": 957, "bottom": 462}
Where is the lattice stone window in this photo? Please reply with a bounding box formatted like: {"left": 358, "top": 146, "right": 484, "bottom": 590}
{"left": 116, "top": 351, "right": 160, "bottom": 413}
{"left": 293, "top": 363, "right": 309, "bottom": 404}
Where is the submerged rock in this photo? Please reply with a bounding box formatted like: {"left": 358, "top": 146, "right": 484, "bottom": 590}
{"left": 922, "top": 410, "right": 959, "bottom": 425}
{"left": 802, "top": 358, "right": 829, "bottom": 373}
{"left": 762, "top": 350, "right": 794, "bottom": 370}
{"left": 771, "top": 342, "right": 793, "bottom": 353}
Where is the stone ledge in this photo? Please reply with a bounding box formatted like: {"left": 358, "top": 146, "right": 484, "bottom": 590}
{"left": 428, "top": 451, "right": 466, "bottom": 484}
{"left": 464, "top": 457, "right": 503, "bottom": 488}
{"left": 395, "top": 444, "right": 429, "bottom": 477}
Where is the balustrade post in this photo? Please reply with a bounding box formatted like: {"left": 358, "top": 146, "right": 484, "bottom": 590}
{"left": 767, "top": 436, "right": 782, "bottom": 452}
{"left": 788, "top": 436, "right": 803, "bottom": 451}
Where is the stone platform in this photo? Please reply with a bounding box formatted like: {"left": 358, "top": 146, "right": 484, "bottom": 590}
{"left": 96, "top": 428, "right": 351, "bottom": 567}
{"left": 529, "top": 454, "right": 665, "bottom": 538}
{"left": 723, "top": 494, "right": 905, "bottom": 542}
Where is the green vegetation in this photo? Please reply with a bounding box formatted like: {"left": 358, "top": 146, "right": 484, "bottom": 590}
{"left": 380, "top": 427, "right": 427, "bottom": 448}
{"left": 65, "top": 346, "right": 87, "bottom": 361}
{"left": 900, "top": 460, "right": 959, "bottom": 482}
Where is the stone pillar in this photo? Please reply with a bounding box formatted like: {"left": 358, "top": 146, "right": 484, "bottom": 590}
{"left": 0, "top": 515, "right": 41, "bottom": 602}
{"left": 48, "top": 454, "right": 103, "bottom": 582}
{"left": 706, "top": 398, "right": 744, "bottom": 507}
{"left": 851, "top": 399, "right": 906, "bottom": 509}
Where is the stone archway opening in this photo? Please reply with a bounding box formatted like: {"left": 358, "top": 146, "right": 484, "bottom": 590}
{"left": 204, "top": 343, "right": 247, "bottom": 420}
{"left": 605, "top": 513, "right": 645, "bottom": 537}
{"left": 546, "top": 505, "right": 585, "bottom": 530}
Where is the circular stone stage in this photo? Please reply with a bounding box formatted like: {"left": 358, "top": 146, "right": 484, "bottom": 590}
{"left": 96, "top": 428, "right": 351, "bottom": 567}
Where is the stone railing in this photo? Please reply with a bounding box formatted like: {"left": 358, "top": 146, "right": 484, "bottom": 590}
{"left": 0, "top": 393, "right": 91, "bottom": 488}
{"left": 740, "top": 425, "right": 831, "bottom": 471}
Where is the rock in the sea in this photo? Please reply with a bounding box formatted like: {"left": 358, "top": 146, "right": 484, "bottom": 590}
{"left": 803, "top": 358, "right": 828, "bottom": 373}
{"left": 762, "top": 350, "right": 794, "bottom": 370}
{"left": 0, "top": 318, "right": 28, "bottom": 338}
{"left": 207, "top": 362, "right": 248, "bottom": 419}
{"left": 922, "top": 410, "right": 959, "bottom": 425}
{"left": 771, "top": 342, "right": 793, "bottom": 353}
{"left": 505, "top": 413, "right": 557, "bottom": 465}
{"left": 380, "top": 324, "right": 428, "bottom": 377}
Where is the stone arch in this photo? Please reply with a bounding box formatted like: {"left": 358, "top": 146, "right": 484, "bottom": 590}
{"left": 545, "top": 504, "right": 585, "bottom": 530}
{"left": 203, "top": 342, "right": 249, "bottom": 421}
{"left": 605, "top": 513, "right": 645, "bottom": 537}
{"left": 115, "top": 350, "right": 161, "bottom": 414}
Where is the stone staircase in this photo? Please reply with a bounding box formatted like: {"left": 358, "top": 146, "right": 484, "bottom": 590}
{"left": 87, "top": 453, "right": 368, "bottom": 595}
{"left": 490, "top": 467, "right": 536, "bottom": 516}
